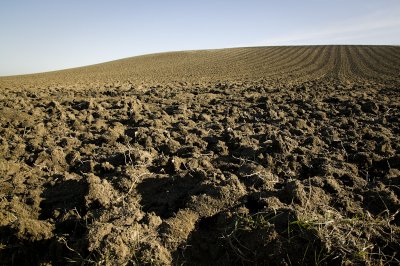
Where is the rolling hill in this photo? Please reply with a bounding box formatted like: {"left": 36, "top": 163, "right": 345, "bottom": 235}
{"left": 1, "top": 45, "right": 400, "bottom": 87}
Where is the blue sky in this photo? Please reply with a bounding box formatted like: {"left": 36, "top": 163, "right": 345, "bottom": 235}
{"left": 1, "top": 0, "right": 399, "bottom": 76}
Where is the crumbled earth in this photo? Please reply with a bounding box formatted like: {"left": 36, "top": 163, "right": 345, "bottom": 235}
{"left": 1, "top": 46, "right": 400, "bottom": 265}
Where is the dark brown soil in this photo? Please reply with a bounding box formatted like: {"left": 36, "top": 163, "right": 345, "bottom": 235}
{"left": 1, "top": 45, "right": 400, "bottom": 265}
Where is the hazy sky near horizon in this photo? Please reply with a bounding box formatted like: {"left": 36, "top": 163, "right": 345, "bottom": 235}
{"left": 1, "top": 0, "right": 399, "bottom": 76}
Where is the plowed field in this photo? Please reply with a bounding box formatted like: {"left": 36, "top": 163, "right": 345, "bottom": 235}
{"left": 1, "top": 45, "right": 400, "bottom": 265}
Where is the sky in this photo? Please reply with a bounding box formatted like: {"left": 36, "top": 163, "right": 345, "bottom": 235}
{"left": 1, "top": 0, "right": 399, "bottom": 76}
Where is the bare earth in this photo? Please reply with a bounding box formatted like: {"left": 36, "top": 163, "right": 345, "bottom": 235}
{"left": 1, "top": 45, "right": 400, "bottom": 265}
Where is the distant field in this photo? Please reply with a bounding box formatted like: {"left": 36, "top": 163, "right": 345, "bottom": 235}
{"left": 1, "top": 46, "right": 400, "bottom": 265}
{"left": 1, "top": 45, "right": 400, "bottom": 86}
